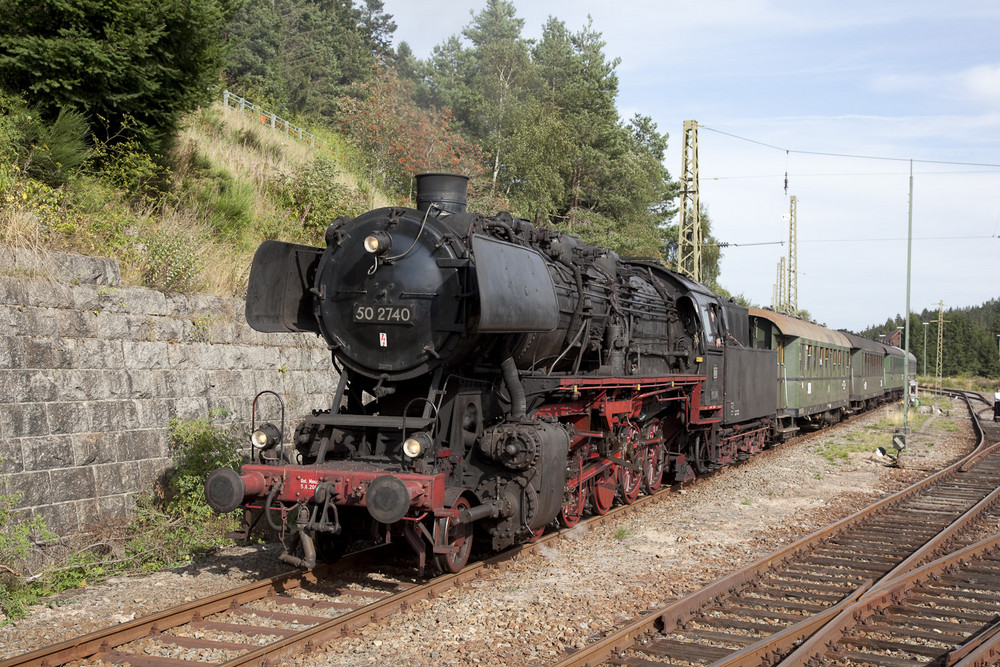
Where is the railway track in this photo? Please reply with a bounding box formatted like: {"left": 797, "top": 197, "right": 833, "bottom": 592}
{"left": 0, "top": 459, "right": 675, "bottom": 667}
{"left": 552, "top": 389, "right": 1000, "bottom": 667}
{"left": 0, "top": 397, "right": 973, "bottom": 667}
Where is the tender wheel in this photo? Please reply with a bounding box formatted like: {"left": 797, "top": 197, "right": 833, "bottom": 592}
{"left": 643, "top": 421, "right": 666, "bottom": 493}
{"left": 618, "top": 424, "right": 642, "bottom": 504}
{"left": 591, "top": 465, "right": 616, "bottom": 515}
{"left": 435, "top": 497, "right": 473, "bottom": 573}
{"left": 560, "top": 479, "right": 586, "bottom": 527}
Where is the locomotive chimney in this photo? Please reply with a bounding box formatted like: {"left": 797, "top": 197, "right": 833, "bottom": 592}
{"left": 415, "top": 173, "right": 468, "bottom": 214}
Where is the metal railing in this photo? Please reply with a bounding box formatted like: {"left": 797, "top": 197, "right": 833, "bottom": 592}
{"left": 222, "top": 90, "right": 323, "bottom": 148}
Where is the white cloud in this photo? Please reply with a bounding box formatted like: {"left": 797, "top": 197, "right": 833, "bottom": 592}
{"left": 958, "top": 64, "right": 1000, "bottom": 106}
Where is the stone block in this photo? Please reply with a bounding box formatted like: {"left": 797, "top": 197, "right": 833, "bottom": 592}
{"left": 108, "top": 370, "right": 143, "bottom": 400}
{"left": 3, "top": 470, "right": 51, "bottom": 507}
{"left": 5, "top": 369, "right": 57, "bottom": 403}
{"left": 43, "top": 251, "right": 120, "bottom": 287}
{"left": 165, "top": 293, "right": 195, "bottom": 319}
{"left": 137, "top": 456, "right": 171, "bottom": 489}
{"left": 166, "top": 396, "right": 210, "bottom": 422}
{"left": 50, "top": 466, "right": 96, "bottom": 501}
{"left": 151, "top": 429, "right": 171, "bottom": 459}
{"left": 20, "top": 434, "right": 74, "bottom": 471}
{"left": 98, "top": 493, "right": 131, "bottom": 519}
{"left": 2, "top": 402, "right": 49, "bottom": 437}
{"left": 123, "top": 340, "right": 169, "bottom": 369}
{"left": 150, "top": 315, "right": 184, "bottom": 342}
{"left": 209, "top": 321, "right": 238, "bottom": 345}
{"left": 179, "top": 369, "right": 209, "bottom": 396}
{"left": 47, "top": 401, "right": 91, "bottom": 434}
{"left": 0, "top": 276, "right": 31, "bottom": 306}
{"left": 135, "top": 398, "right": 171, "bottom": 429}
{"left": 25, "top": 281, "right": 74, "bottom": 309}
{"left": 59, "top": 369, "right": 110, "bottom": 401}
{"left": 0, "top": 437, "right": 24, "bottom": 474}
{"left": 74, "top": 497, "right": 102, "bottom": 530}
{"left": 33, "top": 502, "right": 80, "bottom": 537}
{"left": 1, "top": 305, "right": 43, "bottom": 337}
{"left": 72, "top": 432, "right": 119, "bottom": 466}
{"left": 167, "top": 341, "right": 216, "bottom": 370}
{"left": 120, "top": 430, "right": 165, "bottom": 462}
{"left": 71, "top": 284, "right": 99, "bottom": 312}
{"left": 120, "top": 287, "right": 167, "bottom": 316}
{"left": 0, "top": 305, "right": 20, "bottom": 334}
{"left": 57, "top": 309, "right": 98, "bottom": 339}
{"left": 94, "top": 311, "right": 133, "bottom": 339}
{"left": 20, "top": 336, "right": 74, "bottom": 369}
{"left": 206, "top": 395, "right": 247, "bottom": 424}
{"left": 73, "top": 338, "right": 124, "bottom": 369}
{"left": 87, "top": 400, "right": 139, "bottom": 433}
{"left": 22, "top": 306, "right": 62, "bottom": 338}
{"left": 94, "top": 460, "right": 142, "bottom": 495}
{"left": 126, "top": 368, "right": 167, "bottom": 400}
{"left": 0, "top": 336, "right": 19, "bottom": 370}
{"left": 205, "top": 369, "right": 248, "bottom": 397}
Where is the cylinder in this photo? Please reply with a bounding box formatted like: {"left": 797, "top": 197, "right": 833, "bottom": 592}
{"left": 415, "top": 173, "right": 469, "bottom": 214}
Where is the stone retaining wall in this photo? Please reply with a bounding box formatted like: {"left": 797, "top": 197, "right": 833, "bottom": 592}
{"left": 0, "top": 247, "right": 336, "bottom": 538}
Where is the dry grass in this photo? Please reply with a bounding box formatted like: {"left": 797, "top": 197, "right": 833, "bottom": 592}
{"left": 2, "top": 101, "right": 394, "bottom": 299}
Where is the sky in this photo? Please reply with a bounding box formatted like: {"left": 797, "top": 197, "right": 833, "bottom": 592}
{"left": 380, "top": 0, "right": 1000, "bottom": 333}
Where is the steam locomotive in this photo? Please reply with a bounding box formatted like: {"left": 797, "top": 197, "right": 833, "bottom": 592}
{"left": 204, "top": 173, "right": 911, "bottom": 574}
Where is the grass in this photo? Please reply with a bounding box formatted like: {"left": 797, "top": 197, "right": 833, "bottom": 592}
{"left": 612, "top": 525, "right": 634, "bottom": 541}
{"left": 2, "top": 101, "right": 393, "bottom": 298}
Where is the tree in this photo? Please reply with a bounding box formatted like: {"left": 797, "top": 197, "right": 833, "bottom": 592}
{"left": 360, "top": 0, "right": 396, "bottom": 60}
{"left": 338, "top": 63, "right": 482, "bottom": 201}
{"left": 0, "top": 0, "right": 239, "bottom": 156}
{"left": 461, "top": 0, "right": 533, "bottom": 195}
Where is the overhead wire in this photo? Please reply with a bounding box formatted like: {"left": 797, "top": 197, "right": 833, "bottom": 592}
{"left": 699, "top": 125, "right": 1000, "bottom": 169}
{"left": 693, "top": 124, "right": 1000, "bottom": 248}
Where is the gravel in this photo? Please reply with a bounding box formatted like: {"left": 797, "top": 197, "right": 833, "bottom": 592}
{"left": 0, "top": 401, "right": 974, "bottom": 665}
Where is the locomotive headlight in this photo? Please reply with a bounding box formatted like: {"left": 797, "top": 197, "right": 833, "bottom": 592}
{"left": 402, "top": 432, "right": 431, "bottom": 459}
{"left": 251, "top": 422, "right": 282, "bottom": 449}
{"left": 363, "top": 231, "right": 392, "bottom": 256}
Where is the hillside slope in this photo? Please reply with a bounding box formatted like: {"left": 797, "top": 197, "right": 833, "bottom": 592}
{"left": 1, "top": 100, "right": 390, "bottom": 298}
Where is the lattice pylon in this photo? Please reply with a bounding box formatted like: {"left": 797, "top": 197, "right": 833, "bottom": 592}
{"left": 678, "top": 120, "right": 701, "bottom": 281}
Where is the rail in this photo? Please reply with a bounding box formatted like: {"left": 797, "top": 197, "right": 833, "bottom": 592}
{"left": 222, "top": 90, "right": 323, "bottom": 148}
{"left": 551, "top": 390, "right": 995, "bottom": 667}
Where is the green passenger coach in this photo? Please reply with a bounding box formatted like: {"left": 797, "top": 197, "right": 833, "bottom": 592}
{"left": 838, "top": 329, "right": 889, "bottom": 412}
{"left": 749, "top": 308, "right": 852, "bottom": 440}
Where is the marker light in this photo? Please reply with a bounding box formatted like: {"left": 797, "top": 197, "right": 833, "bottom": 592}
{"left": 402, "top": 432, "right": 431, "bottom": 459}
{"left": 363, "top": 231, "right": 392, "bottom": 255}
{"left": 251, "top": 422, "right": 281, "bottom": 449}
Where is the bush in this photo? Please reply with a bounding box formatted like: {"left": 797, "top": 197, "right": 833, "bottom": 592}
{"left": 280, "top": 157, "right": 368, "bottom": 236}
{"left": 0, "top": 90, "right": 91, "bottom": 188}
{"left": 0, "top": 477, "right": 55, "bottom": 621}
{"left": 0, "top": 417, "right": 244, "bottom": 623}
{"left": 92, "top": 132, "right": 172, "bottom": 200}
{"left": 165, "top": 415, "right": 243, "bottom": 518}
{"left": 140, "top": 231, "right": 207, "bottom": 293}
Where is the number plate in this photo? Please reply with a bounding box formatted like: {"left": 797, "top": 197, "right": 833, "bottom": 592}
{"left": 353, "top": 303, "right": 415, "bottom": 323}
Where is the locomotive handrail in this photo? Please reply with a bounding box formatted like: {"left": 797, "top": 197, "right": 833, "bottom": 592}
{"left": 301, "top": 413, "right": 434, "bottom": 430}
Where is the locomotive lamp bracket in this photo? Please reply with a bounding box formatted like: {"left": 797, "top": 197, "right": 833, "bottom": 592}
{"left": 251, "top": 390, "right": 286, "bottom": 463}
